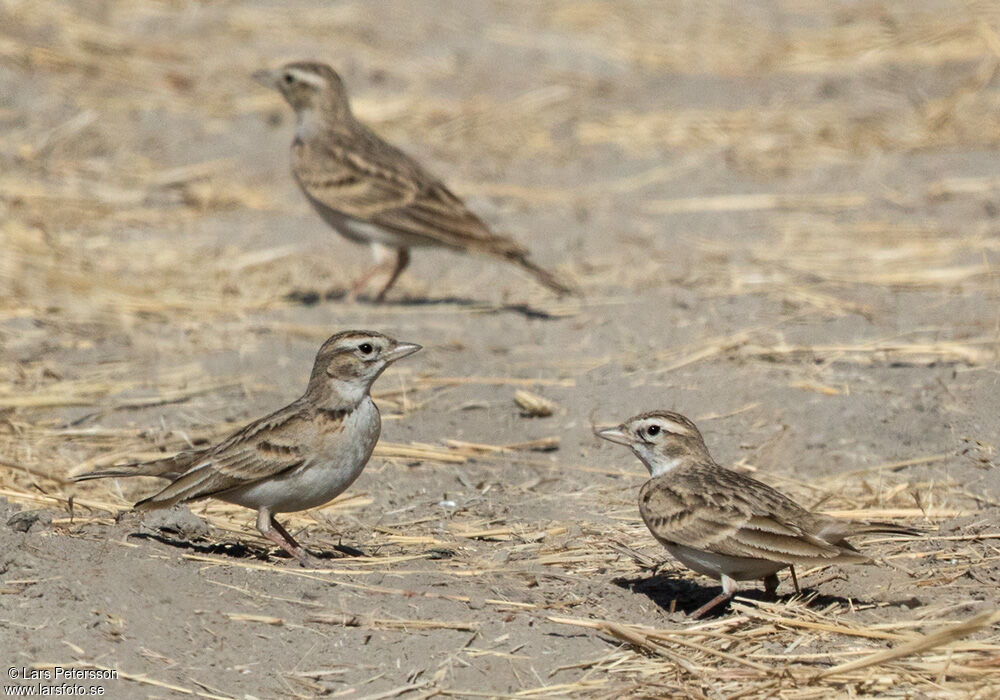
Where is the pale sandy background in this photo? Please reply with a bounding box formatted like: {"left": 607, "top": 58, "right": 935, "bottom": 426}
{"left": 1, "top": 1, "right": 999, "bottom": 698}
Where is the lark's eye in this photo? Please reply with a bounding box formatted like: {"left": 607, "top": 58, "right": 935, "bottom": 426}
{"left": 645, "top": 425, "right": 661, "bottom": 438}
{"left": 358, "top": 342, "right": 374, "bottom": 355}
{"left": 283, "top": 72, "right": 295, "bottom": 85}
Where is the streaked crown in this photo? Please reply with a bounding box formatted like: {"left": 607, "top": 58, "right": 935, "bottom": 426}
{"left": 307, "top": 331, "right": 421, "bottom": 399}
{"left": 259, "top": 61, "right": 352, "bottom": 119}
{"left": 620, "top": 411, "right": 704, "bottom": 446}
{"left": 598, "top": 410, "right": 711, "bottom": 476}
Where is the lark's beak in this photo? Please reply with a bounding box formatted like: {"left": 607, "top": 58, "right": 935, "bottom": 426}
{"left": 385, "top": 342, "right": 422, "bottom": 362}
{"left": 252, "top": 69, "right": 277, "bottom": 88}
{"left": 597, "top": 426, "right": 632, "bottom": 446}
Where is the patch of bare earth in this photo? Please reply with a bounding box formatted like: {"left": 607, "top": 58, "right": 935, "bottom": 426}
{"left": 1, "top": 1, "right": 999, "bottom": 697}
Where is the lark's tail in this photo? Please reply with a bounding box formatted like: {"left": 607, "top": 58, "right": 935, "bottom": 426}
{"left": 849, "top": 522, "right": 925, "bottom": 537}
{"left": 820, "top": 519, "right": 926, "bottom": 545}
{"left": 71, "top": 452, "right": 197, "bottom": 484}
{"left": 490, "top": 245, "right": 577, "bottom": 296}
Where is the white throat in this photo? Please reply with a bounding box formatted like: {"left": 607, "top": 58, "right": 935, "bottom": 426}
{"left": 295, "top": 108, "right": 321, "bottom": 141}
{"left": 648, "top": 456, "right": 684, "bottom": 477}
{"left": 325, "top": 377, "right": 370, "bottom": 407}
{"left": 634, "top": 445, "right": 685, "bottom": 477}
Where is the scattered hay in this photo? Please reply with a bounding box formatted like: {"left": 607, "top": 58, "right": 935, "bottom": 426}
{"left": 2, "top": 1, "right": 999, "bottom": 698}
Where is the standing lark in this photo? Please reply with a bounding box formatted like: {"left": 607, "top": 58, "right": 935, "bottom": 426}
{"left": 598, "top": 411, "right": 921, "bottom": 618}
{"left": 255, "top": 61, "right": 574, "bottom": 301}
{"left": 73, "top": 331, "right": 421, "bottom": 565}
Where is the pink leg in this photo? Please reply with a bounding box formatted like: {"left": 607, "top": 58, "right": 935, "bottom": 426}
{"left": 256, "top": 508, "right": 314, "bottom": 566}
{"left": 690, "top": 574, "right": 737, "bottom": 619}
{"left": 348, "top": 263, "right": 389, "bottom": 301}
{"left": 374, "top": 248, "right": 410, "bottom": 302}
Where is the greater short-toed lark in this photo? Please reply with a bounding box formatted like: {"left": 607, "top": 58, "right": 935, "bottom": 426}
{"left": 598, "top": 411, "right": 921, "bottom": 618}
{"left": 73, "top": 331, "right": 421, "bottom": 565}
{"left": 255, "top": 61, "right": 574, "bottom": 301}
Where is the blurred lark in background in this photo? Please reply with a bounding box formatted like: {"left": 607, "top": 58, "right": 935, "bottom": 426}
{"left": 72, "top": 331, "right": 421, "bottom": 565}
{"left": 599, "top": 411, "right": 922, "bottom": 618}
{"left": 255, "top": 61, "right": 575, "bottom": 301}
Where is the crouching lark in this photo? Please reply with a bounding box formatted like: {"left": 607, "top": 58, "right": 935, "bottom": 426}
{"left": 598, "top": 411, "right": 921, "bottom": 618}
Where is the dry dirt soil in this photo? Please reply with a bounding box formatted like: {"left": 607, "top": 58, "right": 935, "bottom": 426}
{"left": 2, "top": 1, "right": 1000, "bottom": 699}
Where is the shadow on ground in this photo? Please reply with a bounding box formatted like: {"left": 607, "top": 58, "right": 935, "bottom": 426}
{"left": 613, "top": 572, "right": 926, "bottom": 618}
{"left": 285, "top": 286, "right": 562, "bottom": 320}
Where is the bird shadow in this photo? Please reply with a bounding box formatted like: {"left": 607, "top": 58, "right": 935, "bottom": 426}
{"left": 309, "top": 542, "right": 367, "bottom": 559}
{"left": 285, "top": 287, "right": 561, "bottom": 321}
{"left": 612, "top": 572, "right": 730, "bottom": 617}
{"left": 130, "top": 530, "right": 262, "bottom": 560}
{"left": 129, "top": 530, "right": 365, "bottom": 562}
{"left": 612, "top": 571, "right": 923, "bottom": 618}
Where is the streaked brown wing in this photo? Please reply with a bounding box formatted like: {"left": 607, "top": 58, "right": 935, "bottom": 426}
{"left": 294, "top": 128, "right": 525, "bottom": 255}
{"left": 639, "top": 480, "right": 746, "bottom": 549}
{"left": 294, "top": 141, "right": 419, "bottom": 220}
{"left": 135, "top": 403, "right": 312, "bottom": 509}
{"left": 723, "top": 514, "right": 853, "bottom": 563}
{"left": 372, "top": 182, "right": 522, "bottom": 254}
{"left": 639, "top": 468, "right": 857, "bottom": 565}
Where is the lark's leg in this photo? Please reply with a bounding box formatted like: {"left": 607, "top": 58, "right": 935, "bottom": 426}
{"left": 690, "top": 575, "right": 737, "bottom": 619}
{"left": 348, "top": 266, "right": 383, "bottom": 299}
{"left": 763, "top": 573, "right": 780, "bottom": 599}
{"left": 788, "top": 565, "right": 800, "bottom": 594}
{"left": 346, "top": 243, "right": 390, "bottom": 301}
{"left": 256, "top": 508, "right": 313, "bottom": 566}
{"left": 374, "top": 247, "right": 410, "bottom": 302}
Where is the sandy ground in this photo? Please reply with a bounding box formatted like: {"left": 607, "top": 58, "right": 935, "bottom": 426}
{"left": 2, "top": 1, "right": 1000, "bottom": 698}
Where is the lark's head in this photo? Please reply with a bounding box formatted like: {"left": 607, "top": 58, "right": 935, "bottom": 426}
{"left": 255, "top": 61, "right": 352, "bottom": 121}
{"left": 308, "top": 331, "right": 421, "bottom": 405}
{"left": 597, "top": 410, "right": 710, "bottom": 477}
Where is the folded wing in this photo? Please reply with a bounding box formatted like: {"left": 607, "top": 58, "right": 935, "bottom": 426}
{"left": 135, "top": 404, "right": 313, "bottom": 509}
{"left": 639, "top": 467, "right": 869, "bottom": 566}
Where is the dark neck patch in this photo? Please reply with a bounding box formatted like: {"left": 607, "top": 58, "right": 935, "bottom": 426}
{"left": 257, "top": 440, "right": 301, "bottom": 456}
{"left": 318, "top": 407, "right": 352, "bottom": 423}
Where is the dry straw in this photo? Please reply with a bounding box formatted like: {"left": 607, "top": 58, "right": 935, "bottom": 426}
{"left": 2, "top": 0, "right": 1000, "bottom": 697}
